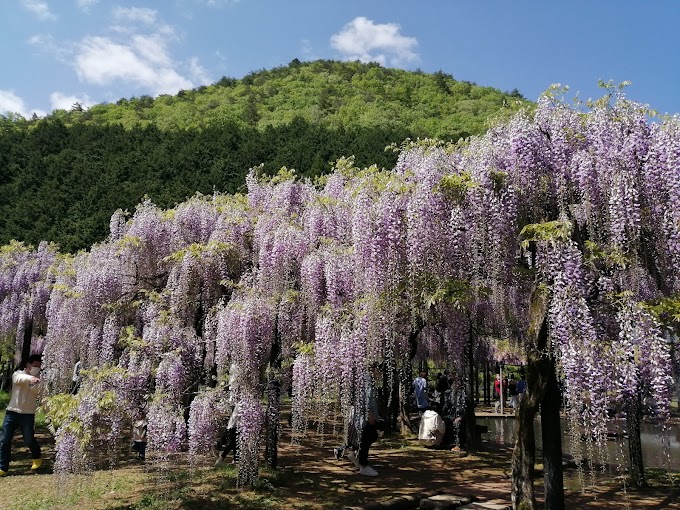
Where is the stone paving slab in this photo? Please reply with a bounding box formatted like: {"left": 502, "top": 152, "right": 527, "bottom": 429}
{"left": 419, "top": 494, "right": 474, "bottom": 509}
{"left": 342, "top": 490, "right": 441, "bottom": 510}
{"left": 458, "top": 502, "right": 511, "bottom": 510}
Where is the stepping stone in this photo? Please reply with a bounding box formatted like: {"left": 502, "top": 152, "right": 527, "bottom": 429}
{"left": 458, "top": 503, "right": 511, "bottom": 510}
{"left": 420, "top": 494, "right": 473, "bottom": 509}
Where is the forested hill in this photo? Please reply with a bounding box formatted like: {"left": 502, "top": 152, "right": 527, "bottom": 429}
{"left": 0, "top": 60, "right": 529, "bottom": 252}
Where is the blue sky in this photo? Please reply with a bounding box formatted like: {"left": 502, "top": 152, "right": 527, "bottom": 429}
{"left": 1, "top": 0, "right": 679, "bottom": 118}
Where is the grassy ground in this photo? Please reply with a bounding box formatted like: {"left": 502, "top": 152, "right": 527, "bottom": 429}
{"left": 1, "top": 392, "right": 679, "bottom": 509}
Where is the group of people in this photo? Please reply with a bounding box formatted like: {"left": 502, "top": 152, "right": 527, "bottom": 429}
{"left": 0, "top": 354, "right": 150, "bottom": 476}
{"left": 1, "top": 358, "right": 472, "bottom": 478}
{"left": 494, "top": 373, "right": 526, "bottom": 412}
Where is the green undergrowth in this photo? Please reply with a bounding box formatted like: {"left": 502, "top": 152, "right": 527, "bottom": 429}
{"left": 0, "top": 389, "right": 9, "bottom": 409}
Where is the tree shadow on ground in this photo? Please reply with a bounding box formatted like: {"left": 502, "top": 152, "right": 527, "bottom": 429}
{"left": 6, "top": 413, "right": 679, "bottom": 510}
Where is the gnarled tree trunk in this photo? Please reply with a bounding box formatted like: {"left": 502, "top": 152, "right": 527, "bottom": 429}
{"left": 512, "top": 284, "right": 566, "bottom": 510}
{"left": 21, "top": 318, "right": 33, "bottom": 365}
{"left": 626, "top": 392, "right": 645, "bottom": 487}
{"left": 513, "top": 394, "right": 539, "bottom": 510}
{"left": 398, "top": 363, "right": 414, "bottom": 434}
{"left": 541, "top": 358, "right": 565, "bottom": 510}
{"left": 465, "top": 321, "right": 477, "bottom": 451}
{"left": 265, "top": 379, "right": 280, "bottom": 468}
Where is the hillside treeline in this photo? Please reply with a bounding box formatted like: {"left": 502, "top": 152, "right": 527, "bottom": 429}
{"left": 0, "top": 118, "right": 411, "bottom": 252}
{"left": 0, "top": 60, "right": 528, "bottom": 252}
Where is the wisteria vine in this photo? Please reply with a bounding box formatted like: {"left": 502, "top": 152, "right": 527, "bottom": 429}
{"left": 0, "top": 90, "right": 677, "bottom": 489}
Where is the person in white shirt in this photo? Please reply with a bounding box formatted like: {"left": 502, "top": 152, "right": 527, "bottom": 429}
{"left": 0, "top": 354, "right": 43, "bottom": 476}
{"left": 418, "top": 410, "right": 446, "bottom": 447}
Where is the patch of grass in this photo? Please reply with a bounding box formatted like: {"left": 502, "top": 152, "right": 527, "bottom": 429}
{"left": 132, "top": 494, "right": 168, "bottom": 510}
{"left": 645, "top": 468, "right": 680, "bottom": 485}
{"left": 0, "top": 390, "right": 10, "bottom": 409}
{"left": 93, "top": 462, "right": 296, "bottom": 510}
{"left": 3, "top": 469, "right": 144, "bottom": 510}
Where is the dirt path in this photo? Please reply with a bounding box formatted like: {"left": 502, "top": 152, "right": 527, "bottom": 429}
{"left": 276, "top": 429, "right": 679, "bottom": 510}
{"left": 2, "top": 415, "right": 678, "bottom": 510}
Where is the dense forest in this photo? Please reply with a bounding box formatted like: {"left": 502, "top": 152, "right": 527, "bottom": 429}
{"left": 0, "top": 60, "right": 529, "bottom": 252}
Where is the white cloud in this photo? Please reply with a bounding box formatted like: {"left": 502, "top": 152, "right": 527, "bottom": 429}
{"left": 21, "top": 0, "right": 57, "bottom": 21}
{"left": 204, "top": 0, "right": 240, "bottom": 6}
{"left": 74, "top": 36, "right": 193, "bottom": 95}
{"left": 301, "top": 39, "right": 312, "bottom": 56}
{"left": 27, "top": 8, "right": 207, "bottom": 100}
{"left": 132, "top": 34, "right": 173, "bottom": 66}
{"left": 188, "top": 57, "right": 211, "bottom": 86}
{"left": 330, "top": 17, "right": 419, "bottom": 67}
{"left": 112, "top": 6, "right": 157, "bottom": 25}
{"left": 76, "top": 0, "right": 99, "bottom": 11}
{"left": 49, "top": 91, "right": 94, "bottom": 111}
{"left": 0, "top": 90, "right": 46, "bottom": 118}
{"left": 27, "top": 33, "right": 69, "bottom": 61}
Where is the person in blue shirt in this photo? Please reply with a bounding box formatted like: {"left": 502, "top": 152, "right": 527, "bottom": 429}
{"left": 413, "top": 371, "right": 429, "bottom": 415}
{"left": 516, "top": 377, "right": 526, "bottom": 405}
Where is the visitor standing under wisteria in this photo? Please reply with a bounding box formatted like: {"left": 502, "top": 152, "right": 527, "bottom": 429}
{"left": 216, "top": 363, "right": 241, "bottom": 465}
{"left": 0, "top": 354, "right": 43, "bottom": 476}
{"left": 71, "top": 358, "right": 81, "bottom": 394}
{"left": 413, "top": 371, "right": 429, "bottom": 416}
{"left": 334, "top": 365, "right": 383, "bottom": 476}
{"left": 508, "top": 377, "right": 518, "bottom": 409}
{"left": 215, "top": 405, "right": 240, "bottom": 465}
{"left": 516, "top": 377, "right": 526, "bottom": 405}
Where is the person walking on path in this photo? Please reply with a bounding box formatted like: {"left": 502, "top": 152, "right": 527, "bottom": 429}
{"left": 0, "top": 354, "right": 43, "bottom": 476}
{"left": 215, "top": 404, "right": 240, "bottom": 465}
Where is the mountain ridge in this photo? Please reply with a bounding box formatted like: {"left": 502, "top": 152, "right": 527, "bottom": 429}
{"left": 44, "top": 59, "right": 528, "bottom": 138}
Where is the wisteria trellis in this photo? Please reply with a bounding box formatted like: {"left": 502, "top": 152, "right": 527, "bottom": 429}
{"left": 0, "top": 91, "right": 676, "bottom": 491}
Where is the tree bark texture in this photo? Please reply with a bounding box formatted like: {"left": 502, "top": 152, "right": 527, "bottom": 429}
{"left": 398, "top": 364, "right": 414, "bottom": 434}
{"left": 512, "top": 284, "right": 553, "bottom": 510}
{"left": 465, "top": 323, "right": 477, "bottom": 451}
{"left": 388, "top": 365, "right": 400, "bottom": 433}
{"left": 626, "top": 394, "right": 646, "bottom": 487}
{"left": 513, "top": 395, "right": 539, "bottom": 510}
{"left": 541, "top": 359, "right": 565, "bottom": 510}
{"left": 265, "top": 379, "right": 280, "bottom": 468}
{"left": 21, "top": 318, "right": 33, "bottom": 365}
